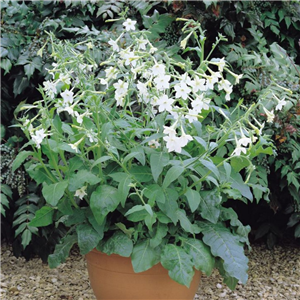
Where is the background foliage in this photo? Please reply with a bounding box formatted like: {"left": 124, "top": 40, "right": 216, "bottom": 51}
{"left": 1, "top": 0, "right": 300, "bottom": 259}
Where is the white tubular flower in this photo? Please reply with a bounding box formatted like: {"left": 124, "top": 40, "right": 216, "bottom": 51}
{"left": 157, "top": 94, "right": 174, "bottom": 112}
{"left": 218, "top": 79, "right": 232, "bottom": 92}
{"left": 113, "top": 79, "right": 128, "bottom": 95}
{"left": 121, "top": 50, "right": 137, "bottom": 67}
{"left": 151, "top": 63, "right": 165, "bottom": 77}
{"left": 31, "top": 128, "right": 47, "bottom": 148}
{"left": 61, "top": 89, "right": 74, "bottom": 105}
{"left": 181, "top": 73, "right": 193, "bottom": 86}
{"left": 115, "top": 92, "right": 126, "bottom": 107}
{"left": 191, "top": 95, "right": 210, "bottom": 113}
{"left": 137, "top": 38, "right": 148, "bottom": 50}
{"left": 210, "top": 57, "right": 226, "bottom": 72}
{"left": 274, "top": 95, "right": 287, "bottom": 111}
{"left": 154, "top": 74, "right": 171, "bottom": 90}
{"left": 108, "top": 39, "right": 119, "bottom": 52}
{"left": 137, "top": 81, "right": 148, "bottom": 96}
{"left": 75, "top": 186, "right": 87, "bottom": 200}
{"left": 232, "top": 146, "right": 247, "bottom": 156}
{"left": 163, "top": 134, "right": 183, "bottom": 153}
{"left": 123, "top": 18, "right": 137, "bottom": 31}
{"left": 59, "top": 73, "right": 71, "bottom": 85}
{"left": 185, "top": 109, "right": 198, "bottom": 123}
{"left": 174, "top": 82, "right": 191, "bottom": 100}
{"left": 190, "top": 77, "right": 207, "bottom": 93}
{"left": 105, "top": 66, "right": 118, "bottom": 81}
{"left": 206, "top": 74, "right": 219, "bottom": 90}
{"left": 163, "top": 125, "right": 177, "bottom": 137}
{"left": 263, "top": 107, "right": 275, "bottom": 123}
{"left": 179, "top": 127, "right": 193, "bottom": 146}
{"left": 238, "top": 136, "right": 251, "bottom": 147}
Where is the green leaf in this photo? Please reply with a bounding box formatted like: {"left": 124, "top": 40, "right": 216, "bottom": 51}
{"left": 185, "top": 188, "right": 201, "bottom": 212}
{"left": 0, "top": 58, "right": 12, "bottom": 75}
{"left": 163, "top": 166, "right": 185, "bottom": 189}
{"left": 202, "top": 222, "right": 249, "bottom": 284}
{"left": 69, "top": 170, "right": 101, "bottom": 191}
{"left": 156, "top": 188, "right": 179, "bottom": 224}
{"left": 24, "top": 63, "right": 35, "bottom": 79}
{"left": 29, "top": 206, "right": 55, "bottom": 227}
{"left": 150, "top": 223, "right": 168, "bottom": 248}
{"left": 90, "top": 185, "right": 120, "bottom": 225}
{"left": 199, "top": 190, "right": 221, "bottom": 223}
{"left": 76, "top": 224, "right": 101, "bottom": 255}
{"left": 131, "top": 240, "right": 159, "bottom": 273}
{"left": 230, "top": 156, "right": 250, "bottom": 172}
{"left": 11, "top": 151, "right": 34, "bottom": 172}
{"left": 130, "top": 166, "right": 152, "bottom": 182}
{"left": 13, "top": 76, "right": 29, "bottom": 96}
{"left": 150, "top": 152, "right": 169, "bottom": 182}
{"left": 21, "top": 229, "right": 32, "bottom": 249}
{"left": 183, "top": 239, "right": 215, "bottom": 276}
{"left": 161, "top": 244, "right": 194, "bottom": 287}
{"left": 48, "top": 233, "right": 78, "bottom": 268}
{"left": 42, "top": 181, "right": 69, "bottom": 206}
{"left": 177, "top": 209, "right": 199, "bottom": 234}
{"left": 200, "top": 159, "right": 219, "bottom": 179}
{"left": 100, "top": 231, "right": 133, "bottom": 257}
{"left": 118, "top": 174, "right": 131, "bottom": 207}
{"left": 230, "top": 171, "right": 253, "bottom": 201}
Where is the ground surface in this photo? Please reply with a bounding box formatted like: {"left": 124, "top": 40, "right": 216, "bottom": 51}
{"left": 1, "top": 241, "right": 299, "bottom": 300}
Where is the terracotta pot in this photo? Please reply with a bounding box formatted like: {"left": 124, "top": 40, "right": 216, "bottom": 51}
{"left": 86, "top": 249, "right": 201, "bottom": 300}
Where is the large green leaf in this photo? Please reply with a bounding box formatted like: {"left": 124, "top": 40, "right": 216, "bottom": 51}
{"left": 12, "top": 151, "right": 34, "bottom": 172}
{"left": 48, "top": 233, "right": 78, "bottom": 268}
{"left": 177, "top": 209, "right": 200, "bottom": 234}
{"left": 150, "top": 152, "right": 169, "bottom": 182}
{"left": 118, "top": 174, "right": 131, "bottom": 207}
{"left": 69, "top": 169, "right": 101, "bottom": 191}
{"left": 183, "top": 239, "right": 215, "bottom": 276}
{"left": 29, "top": 206, "right": 55, "bottom": 227}
{"left": 199, "top": 190, "right": 221, "bottom": 223}
{"left": 130, "top": 166, "right": 152, "bottom": 182}
{"left": 163, "top": 166, "right": 184, "bottom": 189}
{"left": 150, "top": 223, "right": 168, "bottom": 248}
{"left": 90, "top": 185, "right": 120, "bottom": 225}
{"left": 76, "top": 224, "right": 101, "bottom": 255}
{"left": 230, "top": 171, "right": 253, "bottom": 201}
{"left": 161, "top": 244, "right": 194, "bottom": 287}
{"left": 131, "top": 240, "right": 160, "bottom": 273}
{"left": 156, "top": 188, "right": 179, "bottom": 224}
{"left": 42, "top": 181, "right": 69, "bottom": 206}
{"left": 185, "top": 188, "right": 201, "bottom": 212}
{"left": 201, "top": 222, "right": 249, "bottom": 284}
{"left": 100, "top": 231, "right": 133, "bottom": 257}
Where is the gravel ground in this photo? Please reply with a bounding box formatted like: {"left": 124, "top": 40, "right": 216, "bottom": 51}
{"left": 1, "top": 241, "right": 299, "bottom": 300}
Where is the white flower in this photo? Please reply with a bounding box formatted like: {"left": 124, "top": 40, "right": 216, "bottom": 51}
{"left": 174, "top": 82, "right": 191, "bottom": 100}
{"left": 263, "top": 107, "right": 275, "bottom": 123}
{"left": 43, "top": 80, "right": 57, "bottom": 99}
{"left": 157, "top": 94, "right": 174, "bottom": 112}
{"left": 179, "top": 130, "right": 193, "bottom": 146}
{"left": 121, "top": 50, "right": 137, "bottom": 67}
{"left": 275, "top": 97, "right": 287, "bottom": 111}
{"left": 225, "top": 92, "right": 232, "bottom": 102}
{"left": 123, "top": 18, "right": 137, "bottom": 31}
{"left": 238, "top": 137, "right": 252, "bottom": 147}
{"left": 151, "top": 63, "right": 165, "bottom": 77}
{"left": 137, "top": 81, "right": 148, "bottom": 96}
{"left": 108, "top": 39, "right": 119, "bottom": 52}
{"left": 232, "top": 146, "right": 247, "bottom": 156}
{"left": 163, "top": 125, "right": 177, "bottom": 137}
{"left": 31, "top": 128, "right": 47, "bottom": 148}
{"left": 59, "top": 73, "right": 71, "bottom": 85}
{"left": 181, "top": 73, "right": 193, "bottom": 86}
{"left": 163, "top": 134, "right": 183, "bottom": 153}
{"left": 218, "top": 79, "right": 232, "bottom": 92}
{"left": 210, "top": 57, "right": 226, "bottom": 72}
{"left": 74, "top": 111, "right": 83, "bottom": 124}
{"left": 113, "top": 80, "right": 128, "bottom": 95}
{"left": 206, "top": 74, "right": 219, "bottom": 90}
{"left": 115, "top": 92, "right": 126, "bottom": 107}
{"left": 190, "top": 77, "right": 207, "bottom": 93}
{"left": 105, "top": 67, "right": 118, "bottom": 80}
{"left": 61, "top": 90, "right": 74, "bottom": 105}
{"left": 137, "top": 38, "right": 148, "bottom": 50}
{"left": 148, "top": 140, "right": 160, "bottom": 148}
{"left": 191, "top": 95, "right": 210, "bottom": 112}
{"left": 75, "top": 186, "right": 87, "bottom": 200}
{"left": 185, "top": 109, "right": 198, "bottom": 123}
{"left": 154, "top": 74, "right": 171, "bottom": 90}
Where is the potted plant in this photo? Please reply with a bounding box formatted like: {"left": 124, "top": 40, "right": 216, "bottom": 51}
{"left": 15, "top": 17, "right": 274, "bottom": 299}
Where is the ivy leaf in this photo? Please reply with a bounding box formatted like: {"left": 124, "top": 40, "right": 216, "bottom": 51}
{"left": 48, "top": 233, "right": 78, "bottom": 268}
{"left": 42, "top": 181, "right": 69, "bottom": 206}
{"left": 131, "top": 240, "right": 159, "bottom": 273}
{"left": 76, "top": 224, "right": 101, "bottom": 255}
{"left": 29, "top": 206, "right": 55, "bottom": 227}
{"left": 161, "top": 244, "right": 194, "bottom": 287}
{"left": 0, "top": 58, "right": 12, "bottom": 75}
{"left": 183, "top": 238, "right": 215, "bottom": 276}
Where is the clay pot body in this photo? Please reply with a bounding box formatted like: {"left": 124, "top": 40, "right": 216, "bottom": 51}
{"left": 85, "top": 249, "right": 201, "bottom": 300}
